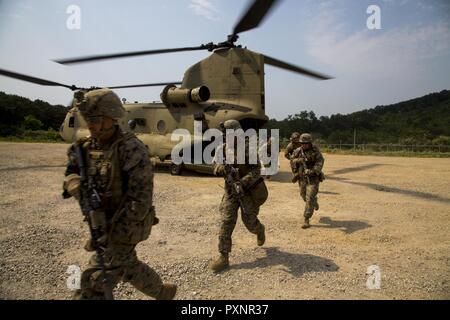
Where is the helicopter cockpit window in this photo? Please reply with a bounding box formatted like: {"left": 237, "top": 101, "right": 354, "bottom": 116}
{"left": 68, "top": 116, "right": 75, "bottom": 128}
{"left": 157, "top": 120, "right": 166, "bottom": 134}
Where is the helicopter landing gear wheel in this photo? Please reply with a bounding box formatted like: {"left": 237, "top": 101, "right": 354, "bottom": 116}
{"left": 170, "top": 163, "right": 183, "bottom": 175}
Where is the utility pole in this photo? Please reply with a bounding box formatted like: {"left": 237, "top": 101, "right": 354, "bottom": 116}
{"left": 353, "top": 129, "right": 356, "bottom": 150}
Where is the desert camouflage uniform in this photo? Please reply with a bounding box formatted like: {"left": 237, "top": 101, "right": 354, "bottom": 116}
{"left": 63, "top": 126, "right": 163, "bottom": 299}
{"left": 292, "top": 145, "right": 324, "bottom": 219}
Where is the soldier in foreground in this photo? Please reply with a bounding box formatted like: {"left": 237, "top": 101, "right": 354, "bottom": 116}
{"left": 62, "top": 88, "right": 176, "bottom": 300}
{"left": 210, "top": 120, "right": 268, "bottom": 272}
{"left": 291, "top": 133, "right": 325, "bottom": 229}
{"left": 284, "top": 132, "right": 301, "bottom": 174}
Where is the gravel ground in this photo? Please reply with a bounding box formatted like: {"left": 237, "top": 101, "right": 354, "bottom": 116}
{"left": 0, "top": 142, "right": 449, "bottom": 300}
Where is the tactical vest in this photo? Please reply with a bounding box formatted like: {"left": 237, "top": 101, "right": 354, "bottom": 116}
{"left": 303, "top": 147, "right": 320, "bottom": 170}
{"left": 82, "top": 132, "right": 135, "bottom": 217}
{"left": 300, "top": 146, "right": 325, "bottom": 182}
{"left": 222, "top": 142, "right": 268, "bottom": 207}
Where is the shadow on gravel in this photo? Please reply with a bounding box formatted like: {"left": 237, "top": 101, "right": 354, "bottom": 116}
{"left": 231, "top": 247, "right": 339, "bottom": 277}
{"left": 319, "top": 191, "right": 340, "bottom": 195}
{"left": 268, "top": 171, "right": 294, "bottom": 183}
{"left": 327, "top": 175, "right": 450, "bottom": 204}
{"left": 330, "top": 163, "right": 384, "bottom": 175}
{"left": 315, "top": 216, "right": 371, "bottom": 234}
{"left": 154, "top": 164, "right": 215, "bottom": 178}
{"left": 270, "top": 163, "right": 385, "bottom": 184}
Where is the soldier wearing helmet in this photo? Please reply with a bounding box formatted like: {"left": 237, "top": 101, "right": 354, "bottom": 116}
{"left": 62, "top": 88, "right": 176, "bottom": 300}
{"left": 210, "top": 119, "right": 268, "bottom": 272}
{"left": 284, "top": 132, "right": 302, "bottom": 173}
{"left": 290, "top": 133, "right": 325, "bottom": 229}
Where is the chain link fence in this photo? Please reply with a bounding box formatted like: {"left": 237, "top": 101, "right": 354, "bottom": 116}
{"left": 318, "top": 143, "right": 450, "bottom": 153}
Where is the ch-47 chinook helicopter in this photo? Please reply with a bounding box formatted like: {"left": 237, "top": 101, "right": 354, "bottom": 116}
{"left": 0, "top": 0, "right": 332, "bottom": 174}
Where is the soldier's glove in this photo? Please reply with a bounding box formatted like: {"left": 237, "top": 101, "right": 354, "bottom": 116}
{"left": 232, "top": 181, "right": 244, "bottom": 196}
{"left": 213, "top": 164, "right": 226, "bottom": 176}
{"left": 63, "top": 174, "right": 81, "bottom": 200}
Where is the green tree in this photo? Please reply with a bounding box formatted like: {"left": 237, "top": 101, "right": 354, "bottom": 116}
{"left": 23, "top": 115, "right": 43, "bottom": 130}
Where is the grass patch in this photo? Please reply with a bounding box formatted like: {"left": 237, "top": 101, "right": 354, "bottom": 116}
{"left": 0, "top": 129, "right": 67, "bottom": 143}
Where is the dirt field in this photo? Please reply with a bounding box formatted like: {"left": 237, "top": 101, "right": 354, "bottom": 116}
{"left": 0, "top": 142, "right": 449, "bottom": 300}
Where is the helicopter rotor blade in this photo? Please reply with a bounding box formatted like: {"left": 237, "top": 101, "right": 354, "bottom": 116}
{"left": 54, "top": 45, "right": 210, "bottom": 65}
{"left": 0, "top": 68, "right": 79, "bottom": 90}
{"left": 232, "top": 0, "right": 280, "bottom": 36}
{"left": 107, "top": 82, "right": 182, "bottom": 89}
{"left": 262, "top": 55, "right": 333, "bottom": 80}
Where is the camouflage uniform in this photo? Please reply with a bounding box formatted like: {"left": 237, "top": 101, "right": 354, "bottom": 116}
{"left": 210, "top": 120, "right": 268, "bottom": 272}
{"left": 63, "top": 88, "right": 175, "bottom": 299}
{"left": 291, "top": 134, "right": 324, "bottom": 228}
{"left": 284, "top": 132, "right": 301, "bottom": 174}
{"left": 284, "top": 141, "right": 302, "bottom": 161}
{"left": 217, "top": 157, "right": 266, "bottom": 255}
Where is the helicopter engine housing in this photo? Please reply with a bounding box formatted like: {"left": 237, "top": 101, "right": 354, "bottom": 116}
{"left": 161, "top": 85, "right": 210, "bottom": 107}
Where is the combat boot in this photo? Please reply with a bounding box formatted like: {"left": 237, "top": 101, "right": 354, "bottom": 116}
{"left": 156, "top": 283, "right": 177, "bottom": 300}
{"left": 257, "top": 224, "right": 266, "bottom": 246}
{"left": 210, "top": 253, "right": 229, "bottom": 272}
{"left": 301, "top": 218, "right": 311, "bottom": 229}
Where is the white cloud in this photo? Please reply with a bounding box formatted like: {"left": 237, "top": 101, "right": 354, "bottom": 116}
{"left": 306, "top": 6, "right": 450, "bottom": 80}
{"left": 189, "top": 0, "right": 221, "bottom": 21}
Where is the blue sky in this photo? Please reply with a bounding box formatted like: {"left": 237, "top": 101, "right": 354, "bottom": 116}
{"left": 0, "top": 0, "right": 449, "bottom": 119}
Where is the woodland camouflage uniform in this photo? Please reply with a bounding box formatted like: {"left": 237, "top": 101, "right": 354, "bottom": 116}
{"left": 284, "top": 132, "right": 301, "bottom": 173}
{"left": 62, "top": 88, "right": 175, "bottom": 299}
{"left": 290, "top": 133, "right": 325, "bottom": 228}
{"left": 210, "top": 120, "right": 268, "bottom": 272}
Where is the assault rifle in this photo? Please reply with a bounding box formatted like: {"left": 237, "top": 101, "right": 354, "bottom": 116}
{"left": 75, "top": 145, "right": 114, "bottom": 300}
{"left": 291, "top": 147, "right": 310, "bottom": 184}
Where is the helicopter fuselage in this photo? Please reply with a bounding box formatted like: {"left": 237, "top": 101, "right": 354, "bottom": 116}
{"left": 60, "top": 48, "right": 269, "bottom": 164}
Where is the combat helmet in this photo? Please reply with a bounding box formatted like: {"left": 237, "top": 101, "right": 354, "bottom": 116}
{"left": 75, "top": 88, "right": 125, "bottom": 120}
{"left": 300, "top": 133, "right": 313, "bottom": 143}
{"left": 290, "top": 132, "right": 301, "bottom": 142}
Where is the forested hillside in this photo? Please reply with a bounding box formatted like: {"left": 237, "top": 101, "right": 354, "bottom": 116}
{"left": 0, "top": 91, "right": 69, "bottom": 136}
{"left": 266, "top": 90, "right": 450, "bottom": 145}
